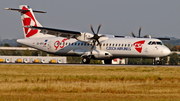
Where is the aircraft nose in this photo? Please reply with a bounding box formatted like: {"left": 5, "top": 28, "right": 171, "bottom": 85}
{"left": 163, "top": 48, "right": 171, "bottom": 56}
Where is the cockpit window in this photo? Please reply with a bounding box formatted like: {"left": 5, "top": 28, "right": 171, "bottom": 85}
{"left": 156, "top": 42, "right": 162, "bottom": 45}
{"left": 152, "top": 41, "right": 156, "bottom": 45}
{"left": 148, "top": 41, "right": 152, "bottom": 45}
{"left": 148, "top": 41, "right": 163, "bottom": 45}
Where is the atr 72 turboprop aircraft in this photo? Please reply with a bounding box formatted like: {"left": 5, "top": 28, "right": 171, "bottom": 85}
{"left": 4, "top": 5, "right": 171, "bottom": 64}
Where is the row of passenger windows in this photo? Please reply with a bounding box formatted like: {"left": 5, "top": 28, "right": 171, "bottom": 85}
{"left": 57, "top": 41, "right": 163, "bottom": 47}
{"left": 58, "top": 42, "right": 133, "bottom": 47}
{"left": 148, "top": 41, "right": 163, "bottom": 45}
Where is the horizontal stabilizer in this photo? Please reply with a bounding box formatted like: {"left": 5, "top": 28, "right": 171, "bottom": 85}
{"left": 3, "top": 8, "right": 46, "bottom": 13}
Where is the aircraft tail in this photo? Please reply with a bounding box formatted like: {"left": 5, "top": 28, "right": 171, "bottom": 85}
{"left": 4, "top": 5, "right": 53, "bottom": 38}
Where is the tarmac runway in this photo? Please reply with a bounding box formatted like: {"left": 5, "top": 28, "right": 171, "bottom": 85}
{"left": 0, "top": 63, "right": 179, "bottom": 67}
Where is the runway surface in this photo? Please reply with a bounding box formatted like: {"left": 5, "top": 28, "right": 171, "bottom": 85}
{"left": 0, "top": 63, "right": 179, "bottom": 67}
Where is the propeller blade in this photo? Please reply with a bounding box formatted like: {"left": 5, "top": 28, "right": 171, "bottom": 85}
{"left": 99, "top": 35, "right": 106, "bottom": 37}
{"left": 90, "top": 40, "right": 96, "bottom": 51}
{"left": 139, "top": 26, "right": 142, "bottom": 37}
{"left": 87, "top": 37, "right": 94, "bottom": 40}
{"left": 131, "top": 31, "right": 136, "bottom": 37}
{"left": 97, "top": 39, "right": 102, "bottom": 49}
{"left": 90, "top": 45, "right": 95, "bottom": 51}
{"left": 97, "top": 23, "right": 102, "bottom": 34}
{"left": 90, "top": 24, "right": 95, "bottom": 35}
{"left": 97, "top": 39, "right": 101, "bottom": 45}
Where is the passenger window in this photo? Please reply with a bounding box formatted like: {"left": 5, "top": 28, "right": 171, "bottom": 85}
{"left": 112, "top": 44, "right": 114, "bottom": 46}
{"left": 84, "top": 43, "right": 86, "bottom": 46}
{"left": 122, "top": 44, "right": 124, "bottom": 47}
{"left": 103, "top": 43, "right": 105, "bottom": 46}
{"left": 128, "top": 44, "right": 130, "bottom": 47}
{"left": 119, "top": 44, "right": 121, "bottom": 47}
{"left": 125, "top": 44, "right": 127, "bottom": 47}
{"left": 106, "top": 43, "right": 108, "bottom": 46}
{"left": 71, "top": 43, "right": 74, "bottom": 45}
{"left": 116, "top": 44, "right": 117, "bottom": 46}
{"left": 109, "top": 44, "right": 111, "bottom": 46}
{"left": 75, "top": 43, "right": 77, "bottom": 45}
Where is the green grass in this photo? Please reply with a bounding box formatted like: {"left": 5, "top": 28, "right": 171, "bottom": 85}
{"left": 0, "top": 64, "right": 180, "bottom": 101}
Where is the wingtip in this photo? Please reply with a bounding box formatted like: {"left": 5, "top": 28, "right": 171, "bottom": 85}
{"left": 3, "top": 8, "right": 10, "bottom": 10}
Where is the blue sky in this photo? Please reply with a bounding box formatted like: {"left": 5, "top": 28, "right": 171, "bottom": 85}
{"left": 1, "top": 0, "right": 180, "bottom": 39}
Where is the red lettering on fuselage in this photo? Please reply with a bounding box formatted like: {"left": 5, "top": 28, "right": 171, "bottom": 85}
{"left": 133, "top": 40, "right": 145, "bottom": 53}
{"left": 54, "top": 38, "right": 68, "bottom": 50}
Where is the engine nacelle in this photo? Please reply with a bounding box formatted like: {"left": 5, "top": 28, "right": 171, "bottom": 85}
{"left": 76, "top": 32, "right": 94, "bottom": 43}
{"left": 76, "top": 32, "right": 108, "bottom": 43}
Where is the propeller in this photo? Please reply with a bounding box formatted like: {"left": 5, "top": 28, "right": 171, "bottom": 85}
{"left": 131, "top": 26, "right": 170, "bottom": 40}
{"left": 138, "top": 26, "right": 141, "bottom": 37}
{"left": 88, "top": 24, "right": 105, "bottom": 53}
{"left": 131, "top": 26, "right": 142, "bottom": 38}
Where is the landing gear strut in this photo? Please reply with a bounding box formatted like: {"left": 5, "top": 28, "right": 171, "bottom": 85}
{"left": 82, "top": 57, "right": 90, "bottom": 64}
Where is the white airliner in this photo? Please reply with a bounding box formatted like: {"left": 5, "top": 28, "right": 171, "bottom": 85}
{"left": 4, "top": 5, "right": 171, "bottom": 64}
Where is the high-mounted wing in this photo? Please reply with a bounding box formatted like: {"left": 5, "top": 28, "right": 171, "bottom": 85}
{"left": 154, "top": 37, "right": 170, "bottom": 40}
{"left": 26, "top": 26, "right": 81, "bottom": 38}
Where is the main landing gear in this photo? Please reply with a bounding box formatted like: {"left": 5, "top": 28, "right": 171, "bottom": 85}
{"left": 82, "top": 57, "right": 112, "bottom": 64}
{"left": 82, "top": 57, "right": 90, "bottom": 64}
{"left": 104, "top": 59, "right": 112, "bottom": 64}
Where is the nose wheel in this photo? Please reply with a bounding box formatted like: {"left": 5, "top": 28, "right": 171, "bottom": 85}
{"left": 82, "top": 57, "right": 90, "bottom": 64}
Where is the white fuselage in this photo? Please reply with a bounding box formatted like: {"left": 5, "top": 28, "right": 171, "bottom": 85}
{"left": 17, "top": 37, "right": 171, "bottom": 60}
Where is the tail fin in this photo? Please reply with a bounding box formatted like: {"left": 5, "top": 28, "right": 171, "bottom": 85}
{"left": 20, "top": 5, "right": 43, "bottom": 38}
{"left": 4, "top": 5, "right": 53, "bottom": 38}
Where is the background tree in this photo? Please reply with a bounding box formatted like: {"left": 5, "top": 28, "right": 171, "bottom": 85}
{"left": 142, "top": 58, "right": 153, "bottom": 65}
{"left": 23, "top": 49, "right": 32, "bottom": 56}
{"left": 3, "top": 43, "right": 11, "bottom": 47}
{"left": 161, "top": 56, "right": 168, "bottom": 65}
{"left": 176, "top": 45, "right": 180, "bottom": 51}
{"left": 90, "top": 60, "right": 102, "bottom": 64}
{"left": 171, "top": 45, "right": 177, "bottom": 51}
{"left": 169, "top": 53, "right": 179, "bottom": 65}
{"left": 128, "top": 58, "right": 140, "bottom": 65}
{"left": 164, "top": 43, "right": 172, "bottom": 50}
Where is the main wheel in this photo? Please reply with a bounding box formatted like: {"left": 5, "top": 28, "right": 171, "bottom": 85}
{"left": 82, "top": 58, "right": 90, "bottom": 64}
{"left": 104, "top": 59, "right": 112, "bottom": 64}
